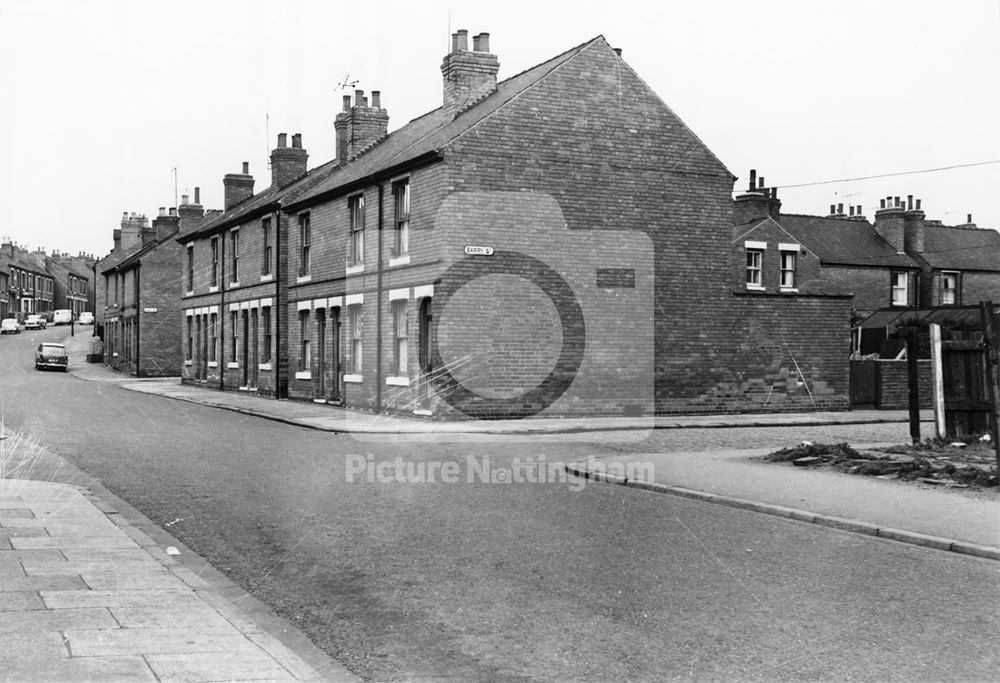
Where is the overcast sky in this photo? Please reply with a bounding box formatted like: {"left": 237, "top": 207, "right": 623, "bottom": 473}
{"left": 1, "top": 0, "right": 997, "bottom": 257}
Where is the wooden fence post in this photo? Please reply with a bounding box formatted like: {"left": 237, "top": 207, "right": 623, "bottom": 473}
{"left": 979, "top": 301, "right": 1000, "bottom": 473}
{"left": 906, "top": 327, "right": 921, "bottom": 445}
{"left": 929, "top": 323, "right": 946, "bottom": 438}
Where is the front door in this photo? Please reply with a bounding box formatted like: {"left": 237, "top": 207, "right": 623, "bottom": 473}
{"left": 418, "top": 297, "right": 433, "bottom": 409}
{"left": 329, "top": 308, "right": 341, "bottom": 402}
{"left": 249, "top": 308, "right": 259, "bottom": 389}
{"left": 241, "top": 311, "right": 249, "bottom": 387}
{"left": 316, "top": 309, "right": 326, "bottom": 398}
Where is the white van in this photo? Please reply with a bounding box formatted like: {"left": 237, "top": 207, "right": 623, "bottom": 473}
{"left": 52, "top": 310, "right": 73, "bottom": 325}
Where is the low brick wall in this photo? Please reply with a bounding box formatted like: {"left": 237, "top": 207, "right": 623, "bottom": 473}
{"left": 872, "top": 360, "right": 932, "bottom": 409}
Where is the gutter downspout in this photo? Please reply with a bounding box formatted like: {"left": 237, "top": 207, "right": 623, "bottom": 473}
{"left": 219, "top": 234, "right": 226, "bottom": 391}
{"left": 135, "top": 266, "right": 141, "bottom": 377}
{"left": 274, "top": 209, "right": 285, "bottom": 398}
{"left": 375, "top": 183, "right": 384, "bottom": 411}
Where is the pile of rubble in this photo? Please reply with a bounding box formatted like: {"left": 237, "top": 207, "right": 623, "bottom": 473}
{"left": 764, "top": 440, "right": 998, "bottom": 488}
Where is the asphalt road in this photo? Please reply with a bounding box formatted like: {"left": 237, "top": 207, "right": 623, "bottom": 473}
{"left": 2, "top": 328, "right": 998, "bottom": 680}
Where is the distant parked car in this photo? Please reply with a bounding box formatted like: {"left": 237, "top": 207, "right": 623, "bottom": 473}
{"left": 0, "top": 318, "right": 20, "bottom": 334}
{"left": 78, "top": 311, "right": 94, "bottom": 325}
{"left": 35, "top": 343, "right": 68, "bottom": 371}
{"left": 24, "top": 314, "right": 46, "bottom": 330}
{"left": 52, "top": 309, "right": 73, "bottom": 325}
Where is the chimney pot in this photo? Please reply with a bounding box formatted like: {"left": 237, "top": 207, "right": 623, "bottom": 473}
{"left": 849, "top": 206, "right": 855, "bottom": 216}
{"left": 472, "top": 34, "right": 482, "bottom": 51}
{"left": 894, "top": 196, "right": 901, "bottom": 207}
{"left": 277, "top": 133, "right": 287, "bottom": 147}
{"left": 169, "top": 207, "right": 177, "bottom": 217}
{"left": 830, "top": 204, "right": 836, "bottom": 215}
{"left": 456, "top": 29, "right": 469, "bottom": 51}
{"left": 837, "top": 203, "right": 844, "bottom": 214}
{"left": 758, "top": 177, "right": 765, "bottom": 189}
{"left": 968, "top": 213, "right": 973, "bottom": 223}
{"left": 242, "top": 162, "right": 249, "bottom": 174}
{"left": 362, "top": 96, "right": 368, "bottom": 107}
{"left": 371, "top": 91, "right": 380, "bottom": 108}
{"left": 181, "top": 194, "right": 189, "bottom": 205}
{"left": 451, "top": 32, "right": 459, "bottom": 52}
{"left": 880, "top": 199, "right": 886, "bottom": 209}
{"left": 292, "top": 133, "right": 302, "bottom": 148}
{"left": 158, "top": 207, "right": 166, "bottom": 217}
{"left": 342, "top": 95, "right": 352, "bottom": 111}
{"left": 748, "top": 169, "right": 757, "bottom": 192}
{"left": 915, "top": 199, "right": 920, "bottom": 210}
{"left": 907, "top": 194, "right": 913, "bottom": 210}
{"left": 194, "top": 187, "right": 200, "bottom": 204}
{"left": 354, "top": 89, "right": 364, "bottom": 107}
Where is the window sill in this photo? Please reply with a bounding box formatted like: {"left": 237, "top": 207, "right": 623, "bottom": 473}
{"left": 746, "top": 285, "right": 766, "bottom": 292}
{"left": 388, "top": 255, "right": 410, "bottom": 268}
{"left": 295, "top": 370, "right": 311, "bottom": 380}
{"left": 345, "top": 264, "right": 364, "bottom": 275}
{"left": 386, "top": 376, "right": 409, "bottom": 387}
{"left": 779, "top": 287, "right": 799, "bottom": 294}
{"left": 184, "top": 359, "right": 192, "bottom": 366}
{"left": 209, "top": 286, "right": 219, "bottom": 293}
{"left": 229, "top": 282, "right": 240, "bottom": 288}
{"left": 260, "top": 274, "right": 274, "bottom": 283}
{"left": 344, "top": 373, "right": 363, "bottom": 384}
{"left": 227, "top": 362, "right": 239, "bottom": 369}
{"left": 208, "top": 361, "right": 219, "bottom": 368}
{"left": 413, "top": 409, "right": 433, "bottom": 417}
{"left": 258, "top": 363, "right": 273, "bottom": 371}
{"left": 296, "top": 274, "right": 311, "bottom": 284}
{"left": 184, "top": 291, "right": 194, "bottom": 297}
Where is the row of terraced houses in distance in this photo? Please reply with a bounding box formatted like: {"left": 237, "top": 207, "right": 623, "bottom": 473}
{"left": 0, "top": 242, "right": 95, "bottom": 322}
{"left": 90, "top": 30, "right": 1000, "bottom": 418}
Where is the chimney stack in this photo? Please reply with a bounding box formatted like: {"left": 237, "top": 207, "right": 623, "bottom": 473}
{"left": 903, "top": 197, "right": 925, "bottom": 254}
{"left": 875, "top": 201, "right": 906, "bottom": 253}
{"left": 732, "top": 169, "right": 774, "bottom": 225}
{"left": 223, "top": 163, "right": 255, "bottom": 210}
{"left": 270, "top": 132, "right": 309, "bottom": 188}
{"left": 179, "top": 186, "right": 205, "bottom": 224}
{"left": 152, "top": 206, "right": 181, "bottom": 242}
{"left": 441, "top": 29, "right": 499, "bottom": 116}
{"left": 334, "top": 90, "right": 389, "bottom": 166}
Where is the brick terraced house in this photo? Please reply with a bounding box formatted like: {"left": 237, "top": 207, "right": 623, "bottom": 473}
{"left": 177, "top": 31, "right": 855, "bottom": 415}
{"left": 101, "top": 194, "right": 210, "bottom": 376}
{"left": 733, "top": 177, "right": 1000, "bottom": 356}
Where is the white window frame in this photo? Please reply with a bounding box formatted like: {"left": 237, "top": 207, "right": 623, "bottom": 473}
{"left": 746, "top": 249, "right": 763, "bottom": 289}
{"left": 891, "top": 271, "right": 908, "bottom": 306}
{"left": 941, "top": 271, "right": 959, "bottom": 305}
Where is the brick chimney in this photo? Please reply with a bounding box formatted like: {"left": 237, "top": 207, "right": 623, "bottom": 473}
{"left": 152, "top": 206, "right": 181, "bottom": 242}
{"left": 223, "top": 163, "right": 255, "bottom": 210}
{"left": 903, "top": 195, "right": 925, "bottom": 254}
{"left": 112, "top": 229, "right": 121, "bottom": 251}
{"left": 178, "top": 186, "right": 205, "bottom": 222}
{"left": 334, "top": 90, "right": 389, "bottom": 166}
{"left": 270, "top": 133, "right": 309, "bottom": 188}
{"left": 732, "top": 170, "right": 776, "bottom": 224}
{"left": 958, "top": 213, "right": 978, "bottom": 229}
{"left": 874, "top": 196, "right": 906, "bottom": 253}
{"left": 120, "top": 212, "right": 149, "bottom": 251}
{"left": 441, "top": 30, "right": 499, "bottom": 116}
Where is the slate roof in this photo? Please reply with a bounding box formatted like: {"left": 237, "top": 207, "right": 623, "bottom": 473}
{"left": 286, "top": 36, "right": 605, "bottom": 210}
{"left": 919, "top": 225, "right": 1000, "bottom": 272}
{"left": 186, "top": 158, "right": 342, "bottom": 240}
{"left": 775, "top": 214, "right": 919, "bottom": 269}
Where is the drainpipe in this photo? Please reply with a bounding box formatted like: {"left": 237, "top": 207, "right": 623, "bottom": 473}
{"left": 135, "top": 265, "right": 141, "bottom": 377}
{"left": 375, "top": 183, "right": 384, "bottom": 411}
{"left": 274, "top": 209, "right": 285, "bottom": 398}
{"left": 91, "top": 261, "right": 97, "bottom": 338}
{"left": 219, "top": 232, "right": 226, "bottom": 391}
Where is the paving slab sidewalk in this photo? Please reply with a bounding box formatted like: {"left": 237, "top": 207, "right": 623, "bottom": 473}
{"left": 62, "top": 334, "right": 921, "bottom": 436}
{"left": 0, "top": 478, "right": 358, "bottom": 682}
{"left": 567, "top": 448, "right": 1000, "bottom": 558}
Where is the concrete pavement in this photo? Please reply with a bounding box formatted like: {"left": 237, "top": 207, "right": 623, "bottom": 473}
{"left": 0, "top": 476, "right": 357, "bottom": 682}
